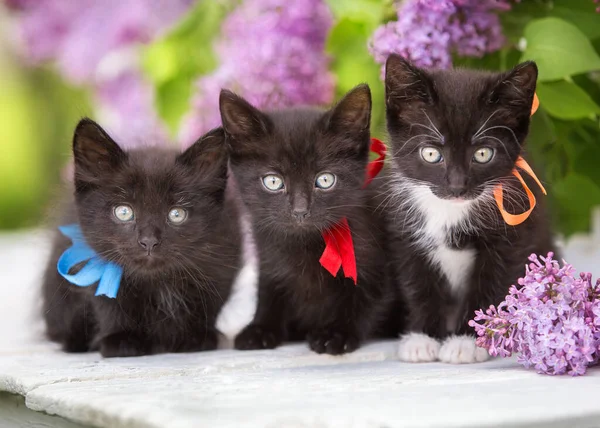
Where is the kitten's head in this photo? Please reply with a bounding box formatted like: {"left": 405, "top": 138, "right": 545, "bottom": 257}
{"left": 72, "top": 118, "right": 228, "bottom": 275}
{"left": 385, "top": 54, "right": 537, "bottom": 201}
{"left": 220, "top": 85, "right": 372, "bottom": 237}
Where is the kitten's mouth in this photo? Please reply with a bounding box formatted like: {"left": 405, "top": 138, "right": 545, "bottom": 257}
{"left": 431, "top": 188, "right": 481, "bottom": 202}
{"left": 130, "top": 254, "right": 167, "bottom": 271}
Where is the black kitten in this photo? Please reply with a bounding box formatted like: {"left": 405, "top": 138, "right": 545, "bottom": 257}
{"left": 42, "top": 119, "right": 243, "bottom": 357}
{"left": 220, "top": 85, "right": 394, "bottom": 355}
{"left": 383, "top": 55, "right": 555, "bottom": 363}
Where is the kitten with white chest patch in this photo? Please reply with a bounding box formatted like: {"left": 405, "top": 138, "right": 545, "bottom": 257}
{"left": 383, "top": 55, "right": 556, "bottom": 363}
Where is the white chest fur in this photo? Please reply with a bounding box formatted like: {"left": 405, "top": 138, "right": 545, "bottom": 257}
{"left": 406, "top": 185, "right": 477, "bottom": 298}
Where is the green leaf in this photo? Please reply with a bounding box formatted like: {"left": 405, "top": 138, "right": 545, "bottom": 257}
{"left": 553, "top": 173, "right": 600, "bottom": 236}
{"left": 550, "top": 0, "right": 600, "bottom": 40}
{"left": 453, "top": 50, "right": 501, "bottom": 71}
{"left": 572, "top": 74, "right": 600, "bottom": 108}
{"left": 326, "top": 0, "right": 388, "bottom": 27}
{"left": 327, "top": 18, "right": 385, "bottom": 137}
{"left": 522, "top": 17, "right": 600, "bottom": 81}
{"left": 500, "top": 0, "right": 549, "bottom": 44}
{"left": 142, "top": 1, "right": 230, "bottom": 134}
{"left": 536, "top": 80, "right": 600, "bottom": 120}
{"left": 562, "top": 119, "right": 600, "bottom": 187}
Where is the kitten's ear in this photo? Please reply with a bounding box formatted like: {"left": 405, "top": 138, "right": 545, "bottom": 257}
{"left": 385, "top": 54, "right": 434, "bottom": 109}
{"left": 176, "top": 128, "right": 228, "bottom": 179}
{"left": 72, "top": 118, "right": 126, "bottom": 182}
{"left": 219, "top": 90, "right": 271, "bottom": 142}
{"left": 325, "top": 84, "right": 372, "bottom": 136}
{"left": 490, "top": 61, "right": 538, "bottom": 112}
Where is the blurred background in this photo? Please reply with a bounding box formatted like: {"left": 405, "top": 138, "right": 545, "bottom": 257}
{"left": 1, "top": 0, "right": 600, "bottom": 240}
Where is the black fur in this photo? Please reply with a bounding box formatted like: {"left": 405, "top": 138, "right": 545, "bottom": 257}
{"left": 383, "top": 55, "right": 556, "bottom": 340}
{"left": 42, "top": 119, "right": 241, "bottom": 357}
{"left": 220, "top": 85, "right": 395, "bottom": 355}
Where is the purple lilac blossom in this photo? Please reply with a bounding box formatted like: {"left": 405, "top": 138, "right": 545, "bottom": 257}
{"left": 179, "top": 0, "right": 335, "bottom": 146}
{"left": 95, "top": 68, "right": 168, "bottom": 146}
{"left": 10, "top": 0, "right": 193, "bottom": 83}
{"left": 469, "top": 253, "right": 600, "bottom": 376}
{"left": 5, "top": 0, "right": 193, "bottom": 146}
{"left": 368, "top": 0, "right": 510, "bottom": 73}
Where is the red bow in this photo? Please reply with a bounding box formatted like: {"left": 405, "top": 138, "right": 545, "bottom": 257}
{"left": 319, "top": 138, "right": 387, "bottom": 285}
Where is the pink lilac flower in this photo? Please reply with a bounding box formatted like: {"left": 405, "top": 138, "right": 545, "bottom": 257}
{"left": 368, "top": 0, "right": 510, "bottom": 73}
{"left": 179, "top": 0, "right": 335, "bottom": 146}
{"left": 470, "top": 253, "right": 600, "bottom": 376}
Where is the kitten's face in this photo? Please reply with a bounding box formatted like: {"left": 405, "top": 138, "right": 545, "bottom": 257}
{"left": 72, "top": 120, "right": 228, "bottom": 275}
{"left": 385, "top": 55, "right": 538, "bottom": 201}
{"left": 220, "top": 85, "right": 372, "bottom": 236}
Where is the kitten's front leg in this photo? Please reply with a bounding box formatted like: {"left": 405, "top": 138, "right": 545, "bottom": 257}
{"left": 234, "top": 278, "right": 286, "bottom": 350}
{"left": 396, "top": 279, "right": 446, "bottom": 363}
{"left": 306, "top": 278, "right": 378, "bottom": 356}
{"left": 93, "top": 297, "right": 153, "bottom": 358}
{"left": 440, "top": 255, "right": 510, "bottom": 364}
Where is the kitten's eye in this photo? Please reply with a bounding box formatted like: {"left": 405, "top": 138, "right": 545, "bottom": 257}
{"left": 315, "top": 172, "right": 336, "bottom": 190}
{"left": 420, "top": 147, "right": 443, "bottom": 164}
{"left": 473, "top": 147, "right": 494, "bottom": 164}
{"left": 114, "top": 205, "right": 134, "bottom": 222}
{"left": 262, "top": 174, "right": 284, "bottom": 191}
{"left": 168, "top": 207, "right": 187, "bottom": 224}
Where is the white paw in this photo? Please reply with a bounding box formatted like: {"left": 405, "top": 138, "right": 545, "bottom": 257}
{"left": 438, "top": 335, "right": 490, "bottom": 364}
{"left": 397, "top": 333, "right": 441, "bottom": 362}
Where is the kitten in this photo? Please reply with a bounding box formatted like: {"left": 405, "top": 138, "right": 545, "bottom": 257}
{"left": 219, "top": 85, "right": 395, "bottom": 355}
{"left": 383, "top": 55, "right": 556, "bottom": 364}
{"left": 42, "top": 119, "right": 246, "bottom": 357}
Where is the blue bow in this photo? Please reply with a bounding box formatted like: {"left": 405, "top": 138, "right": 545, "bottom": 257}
{"left": 57, "top": 224, "right": 123, "bottom": 299}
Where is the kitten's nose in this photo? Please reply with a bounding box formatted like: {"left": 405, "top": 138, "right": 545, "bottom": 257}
{"left": 291, "top": 191, "right": 310, "bottom": 221}
{"left": 447, "top": 169, "right": 468, "bottom": 197}
{"left": 138, "top": 237, "right": 160, "bottom": 254}
{"left": 448, "top": 185, "right": 467, "bottom": 197}
{"left": 292, "top": 209, "right": 309, "bottom": 220}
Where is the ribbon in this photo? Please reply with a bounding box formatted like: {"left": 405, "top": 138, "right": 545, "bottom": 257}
{"left": 57, "top": 224, "right": 123, "bottom": 298}
{"left": 493, "top": 92, "right": 545, "bottom": 226}
{"left": 319, "top": 138, "right": 386, "bottom": 285}
{"left": 364, "top": 137, "right": 387, "bottom": 188}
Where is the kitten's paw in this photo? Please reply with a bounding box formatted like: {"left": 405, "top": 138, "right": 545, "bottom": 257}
{"left": 307, "top": 328, "right": 360, "bottom": 355}
{"left": 173, "top": 330, "right": 218, "bottom": 353}
{"left": 397, "top": 333, "right": 440, "bottom": 362}
{"left": 234, "top": 324, "right": 281, "bottom": 350}
{"left": 438, "top": 335, "right": 490, "bottom": 364}
{"left": 62, "top": 334, "right": 92, "bottom": 353}
{"left": 100, "top": 332, "right": 151, "bottom": 358}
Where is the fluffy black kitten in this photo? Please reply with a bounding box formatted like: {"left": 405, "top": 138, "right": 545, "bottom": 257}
{"left": 42, "top": 119, "right": 242, "bottom": 357}
{"left": 383, "top": 55, "right": 555, "bottom": 363}
{"left": 220, "top": 85, "right": 394, "bottom": 355}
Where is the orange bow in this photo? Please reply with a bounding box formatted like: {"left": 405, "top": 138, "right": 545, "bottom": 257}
{"left": 493, "top": 93, "right": 545, "bottom": 226}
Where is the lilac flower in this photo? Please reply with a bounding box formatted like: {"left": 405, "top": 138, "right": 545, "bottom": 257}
{"left": 10, "top": 0, "right": 193, "bottom": 83}
{"left": 469, "top": 253, "right": 600, "bottom": 376}
{"left": 5, "top": 0, "right": 193, "bottom": 148}
{"left": 179, "top": 0, "right": 335, "bottom": 146}
{"left": 94, "top": 69, "right": 168, "bottom": 146}
{"left": 368, "top": 0, "right": 510, "bottom": 73}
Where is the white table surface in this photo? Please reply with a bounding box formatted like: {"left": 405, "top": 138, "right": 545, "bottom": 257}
{"left": 1, "top": 229, "right": 600, "bottom": 428}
